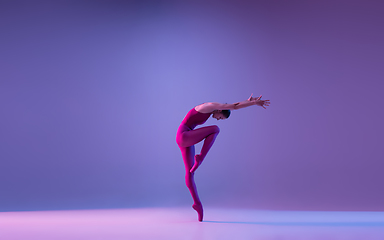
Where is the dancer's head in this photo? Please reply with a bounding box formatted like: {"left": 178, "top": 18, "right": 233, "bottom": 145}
{"left": 212, "top": 110, "right": 231, "bottom": 120}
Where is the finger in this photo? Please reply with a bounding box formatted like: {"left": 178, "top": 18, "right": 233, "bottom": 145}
{"left": 257, "top": 95, "right": 262, "bottom": 100}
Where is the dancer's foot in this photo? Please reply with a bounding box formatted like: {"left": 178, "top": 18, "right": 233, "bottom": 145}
{"left": 190, "top": 154, "right": 203, "bottom": 173}
{"left": 192, "top": 203, "right": 203, "bottom": 222}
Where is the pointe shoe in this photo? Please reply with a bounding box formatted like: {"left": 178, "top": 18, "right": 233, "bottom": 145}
{"left": 192, "top": 203, "right": 203, "bottom": 222}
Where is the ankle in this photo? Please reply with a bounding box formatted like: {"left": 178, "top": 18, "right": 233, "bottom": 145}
{"left": 195, "top": 154, "right": 203, "bottom": 162}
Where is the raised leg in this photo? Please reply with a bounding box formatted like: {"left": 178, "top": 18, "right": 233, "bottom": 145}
{"left": 178, "top": 125, "right": 220, "bottom": 149}
{"left": 189, "top": 126, "right": 220, "bottom": 173}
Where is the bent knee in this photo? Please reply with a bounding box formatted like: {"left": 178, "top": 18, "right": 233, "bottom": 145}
{"left": 211, "top": 125, "right": 220, "bottom": 134}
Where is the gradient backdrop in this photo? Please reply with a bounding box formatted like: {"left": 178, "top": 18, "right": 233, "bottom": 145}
{"left": 1, "top": 0, "right": 383, "bottom": 212}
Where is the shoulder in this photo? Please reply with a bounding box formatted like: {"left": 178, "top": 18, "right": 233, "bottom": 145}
{"left": 195, "top": 102, "right": 236, "bottom": 113}
{"left": 194, "top": 103, "right": 212, "bottom": 113}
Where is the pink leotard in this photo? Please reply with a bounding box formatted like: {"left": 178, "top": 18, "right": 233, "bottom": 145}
{"left": 181, "top": 108, "right": 211, "bottom": 129}
{"left": 176, "top": 108, "right": 211, "bottom": 142}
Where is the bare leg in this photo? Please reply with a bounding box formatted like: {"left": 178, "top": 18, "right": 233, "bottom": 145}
{"left": 180, "top": 145, "right": 203, "bottom": 221}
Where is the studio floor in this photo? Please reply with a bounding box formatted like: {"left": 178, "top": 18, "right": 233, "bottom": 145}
{"left": 1, "top": 207, "right": 383, "bottom": 240}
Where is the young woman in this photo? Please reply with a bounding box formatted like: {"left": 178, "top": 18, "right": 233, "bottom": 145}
{"left": 176, "top": 94, "right": 270, "bottom": 221}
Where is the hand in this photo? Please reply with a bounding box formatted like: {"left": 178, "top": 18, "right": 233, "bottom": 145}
{"left": 248, "top": 93, "right": 270, "bottom": 109}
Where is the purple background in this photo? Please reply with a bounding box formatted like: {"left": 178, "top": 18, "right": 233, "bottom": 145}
{"left": 1, "top": 1, "right": 383, "bottom": 212}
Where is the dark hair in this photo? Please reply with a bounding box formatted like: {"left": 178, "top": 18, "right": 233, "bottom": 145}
{"left": 221, "top": 109, "right": 231, "bottom": 118}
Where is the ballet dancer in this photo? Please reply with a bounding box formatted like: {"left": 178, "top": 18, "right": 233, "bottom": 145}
{"left": 176, "top": 94, "right": 270, "bottom": 221}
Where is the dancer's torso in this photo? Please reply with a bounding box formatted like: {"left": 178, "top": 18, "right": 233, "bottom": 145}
{"left": 180, "top": 107, "right": 211, "bottom": 130}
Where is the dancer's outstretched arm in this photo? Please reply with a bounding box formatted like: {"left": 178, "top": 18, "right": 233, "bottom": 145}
{"left": 197, "top": 94, "right": 270, "bottom": 113}
{"left": 234, "top": 94, "right": 270, "bottom": 110}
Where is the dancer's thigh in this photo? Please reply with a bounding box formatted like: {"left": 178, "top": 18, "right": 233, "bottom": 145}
{"left": 179, "top": 125, "right": 219, "bottom": 147}
{"left": 179, "top": 146, "right": 195, "bottom": 172}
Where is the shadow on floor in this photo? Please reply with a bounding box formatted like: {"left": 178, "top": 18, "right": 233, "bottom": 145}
{"left": 204, "top": 221, "right": 384, "bottom": 227}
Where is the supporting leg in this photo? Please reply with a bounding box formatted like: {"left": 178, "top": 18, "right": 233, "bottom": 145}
{"left": 180, "top": 145, "right": 204, "bottom": 221}
{"left": 176, "top": 125, "right": 220, "bottom": 221}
